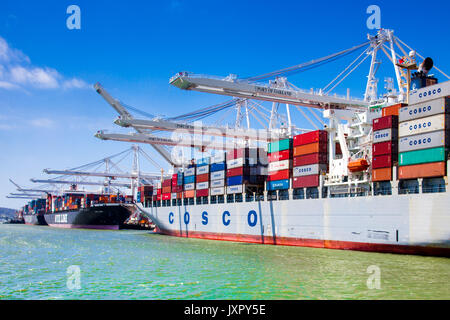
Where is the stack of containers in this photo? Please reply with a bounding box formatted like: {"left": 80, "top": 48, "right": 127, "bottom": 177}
{"left": 372, "top": 115, "right": 399, "bottom": 181}
{"left": 397, "top": 96, "right": 450, "bottom": 179}
{"left": 196, "top": 157, "right": 210, "bottom": 198}
{"left": 292, "top": 130, "right": 328, "bottom": 188}
{"left": 137, "top": 185, "right": 153, "bottom": 203}
{"left": 156, "top": 181, "right": 162, "bottom": 202}
{"left": 210, "top": 152, "right": 227, "bottom": 196}
{"left": 266, "top": 138, "right": 292, "bottom": 191}
{"left": 183, "top": 165, "right": 196, "bottom": 199}
{"left": 171, "top": 174, "right": 183, "bottom": 201}
{"left": 152, "top": 185, "right": 158, "bottom": 203}
{"left": 162, "top": 178, "right": 172, "bottom": 201}
{"left": 226, "top": 147, "right": 265, "bottom": 195}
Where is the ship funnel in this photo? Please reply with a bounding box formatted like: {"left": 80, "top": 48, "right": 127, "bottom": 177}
{"left": 418, "top": 57, "right": 433, "bottom": 76}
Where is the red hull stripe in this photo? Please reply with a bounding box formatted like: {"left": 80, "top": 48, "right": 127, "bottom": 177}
{"left": 158, "top": 228, "right": 450, "bottom": 257}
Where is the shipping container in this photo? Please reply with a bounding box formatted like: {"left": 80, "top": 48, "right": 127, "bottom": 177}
{"left": 399, "top": 97, "right": 450, "bottom": 122}
{"left": 293, "top": 142, "right": 327, "bottom": 157}
{"left": 226, "top": 148, "right": 258, "bottom": 161}
{"left": 162, "top": 193, "right": 171, "bottom": 200}
{"left": 196, "top": 165, "right": 209, "bottom": 175}
{"left": 162, "top": 186, "right": 171, "bottom": 194}
{"left": 268, "top": 139, "right": 292, "bottom": 153}
{"left": 184, "top": 167, "right": 195, "bottom": 176}
{"left": 398, "top": 161, "right": 446, "bottom": 179}
{"left": 398, "top": 130, "right": 449, "bottom": 153}
{"left": 196, "top": 173, "right": 209, "bottom": 183}
{"left": 184, "top": 183, "right": 195, "bottom": 191}
{"left": 268, "top": 159, "right": 292, "bottom": 172}
{"left": 227, "top": 185, "right": 243, "bottom": 194}
{"left": 372, "top": 167, "right": 392, "bottom": 181}
{"left": 197, "top": 157, "right": 210, "bottom": 166}
{"left": 293, "top": 130, "right": 327, "bottom": 147}
{"left": 172, "top": 185, "right": 183, "bottom": 193}
{"left": 196, "top": 181, "right": 209, "bottom": 190}
{"left": 162, "top": 179, "right": 172, "bottom": 188}
{"left": 372, "top": 141, "right": 397, "bottom": 156}
{"left": 267, "top": 179, "right": 290, "bottom": 191}
{"left": 408, "top": 81, "right": 450, "bottom": 105}
{"left": 196, "top": 189, "right": 209, "bottom": 197}
{"left": 372, "top": 154, "right": 393, "bottom": 169}
{"left": 399, "top": 147, "right": 447, "bottom": 166}
{"left": 267, "top": 169, "right": 290, "bottom": 181}
{"left": 373, "top": 128, "right": 398, "bottom": 143}
{"left": 184, "top": 190, "right": 195, "bottom": 198}
{"left": 211, "top": 170, "right": 226, "bottom": 180}
{"left": 211, "top": 152, "right": 226, "bottom": 164}
{"left": 293, "top": 153, "right": 328, "bottom": 167}
{"left": 183, "top": 175, "right": 195, "bottom": 184}
{"left": 382, "top": 103, "right": 407, "bottom": 117}
{"left": 399, "top": 113, "right": 449, "bottom": 137}
{"left": 156, "top": 194, "right": 161, "bottom": 201}
{"left": 171, "top": 192, "right": 177, "bottom": 199}
{"left": 268, "top": 149, "right": 291, "bottom": 162}
{"left": 292, "top": 175, "right": 320, "bottom": 189}
{"left": 293, "top": 164, "right": 328, "bottom": 177}
{"left": 210, "top": 162, "right": 226, "bottom": 172}
{"left": 210, "top": 179, "right": 225, "bottom": 187}
{"left": 227, "top": 167, "right": 250, "bottom": 177}
{"left": 177, "top": 192, "right": 183, "bottom": 199}
{"left": 210, "top": 187, "right": 225, "bottom": 196}
{"left": 373, "top": 115, "right": 398, "bottom": 131}
{"left": 227, "top": 158, "right": 244, "bottom": 169}
{"left": 227, "top": 175, "right": 246, "bottom": 186}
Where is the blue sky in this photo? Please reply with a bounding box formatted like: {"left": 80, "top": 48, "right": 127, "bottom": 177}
{"left": 1, "top": 0, "right": 449, "bottom": 209}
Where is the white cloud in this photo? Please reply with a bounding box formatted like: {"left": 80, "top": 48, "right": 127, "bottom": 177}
{"left": 29, "top": 118, "right": 55, "bottom": 128}
{"left": 0, "top": 36, "right": 87, "bottom": 91}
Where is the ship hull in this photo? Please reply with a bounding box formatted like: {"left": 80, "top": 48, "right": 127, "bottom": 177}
{"left": 137, "top": 192, "right": 450, "bottom": 257}
{"left": 44, "top": 204, "right": 133, "bottom": 230}
{"left": 23, "top": 214, "right": 47, "bottom": 226}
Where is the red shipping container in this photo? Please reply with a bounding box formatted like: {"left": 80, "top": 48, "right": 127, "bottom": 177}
{"left": 226, "top": 148, "right": 248, "bottom": 160}
{"left": 172, "top": 173, "right": 178, "bottom": 179}
{"left": 372, "top": 115, "right": 398, "bottom": 131}
{"left": 172, "top": 185, "right": 183, "bottom": 193}
{"left": 152, "top": 195, "right": 158, "bottom": 201}
{"left": 372, "top": 154, "right": 393, "bottom": 169}
{"left": 267, "top": 169, "right": 290, "bottom": 181}
{"left": 196, "top": 189, "right": 209, "bottom": 197}
{"left": 227, "top": 167, "right": 250, "bottom": 177}
{"left": 372, "top": 141, "right": 397, "bottom": 157}
{"left": 162, "top": 186, "right": 171, "bottom": 194}
{"left": 293, "top": 153, "right": 328, "bottom": 167}
{"left": 196, "top": 173, "right": 209, "bottom": 183}
{"left": 162, "top": 179, "right": 171, "bottom": 187}
{"left": 156, "top": 194, "right": 161, "bottom": 201}
{"left": 268, "top": 149, "right": 291, "bottom": 162}
{"left": 292, "top": 175, "right": 319, "bottom": 188}
{"left": 162, "top": 193, "right": 171, "bottom": 200}
{"left": 157, "top": 188, "right": 162, "bottom": 195}
{"left": 293, "top": 130, "right": 328, "bottom": 147}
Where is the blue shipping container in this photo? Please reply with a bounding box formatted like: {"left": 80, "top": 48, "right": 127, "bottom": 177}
{"left": 227, "top": 175, "right": 245, "bottom": 186}
{"left": 267, "top": 179, "right": 290, "bottom": 191}
{"left": 197, "top": 158, "right": 210, "bottom": 166}
{"left": 210, "top": 162, "right": 226, "bottom": 172}
{"left": 184, "top": 175, "right": 196, "bottom": 184}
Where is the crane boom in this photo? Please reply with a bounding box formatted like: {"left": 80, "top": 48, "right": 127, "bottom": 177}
{"left": 94, "top": 82, "right": 175, "bottom": 165}
{"left": 30, "top": 179, "right": 132, "bottom": 188}
{"left": 169, "top": 73, "right": 369, "bottom": 110}
{"left": 95, "top": 131, "right": 244, "bottom": 151}
{"left": 43, "top": 169, "right": 162, "bottom": 180}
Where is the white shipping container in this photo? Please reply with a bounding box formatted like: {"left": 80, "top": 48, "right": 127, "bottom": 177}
{"left": 184, "top": 167, "right": 195, "bottom": 176}
{"left": 211, "top": 152, "right": 225, "bottom": 164}
{"left": 210, "top": 187, "right": 225, "bottom": 196}
{"left": 196, "top": 165, "right": 209, "bottom": 175}
{"left": 373, "top": 128, "right": 397, "bottom": 143}
{"left": 171, "top": 193, "right": 177, "bottom": 199}
{"left": 152, "top": 189, "right": 158, "bottom": 196}
{"left": 210, "top": 179, "right": 225, "bottom": 187}
{"left": 227, "top": 158, "right": 244, "bottom": 169}
{"left": 398, "top": 130, "right": 447, "bottom": 152}
{"left": 210, "top": 170, "right": 225, "bottom": 180}
{"left": 227, "top": 185, "right": 243, "bottom": 194}
{"left": 408, "top": 80, "right": 450, "bottom": 105}
{"left": 196, "top": 182, "right": 209, "bottom": 190}
{"left": 268, "top": 160, "right": 291, "bottom": 172}
{"left": 293, "top": 164, "right": 327, "bottom": 177}
{"left": 399, "top": 97, "right": 449, "bottom": 122}
{"left": 184, "top": 183, "right": 195, "bottom": 191}
{"left": 399, "top": 114, "right": 448, "bottom": 137}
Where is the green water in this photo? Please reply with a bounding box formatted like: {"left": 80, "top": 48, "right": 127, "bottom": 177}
{"left": 0, "top": 224, "right": 449, "bottom": 300}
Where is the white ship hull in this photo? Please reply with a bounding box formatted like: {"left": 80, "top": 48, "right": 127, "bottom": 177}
{"left": 137, "top": 192, "right": 450, "bottom": 256}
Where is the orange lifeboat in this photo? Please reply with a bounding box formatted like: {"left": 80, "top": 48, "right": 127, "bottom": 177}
{"left": 347, "top": 159, "right": 369, "bottom": 172}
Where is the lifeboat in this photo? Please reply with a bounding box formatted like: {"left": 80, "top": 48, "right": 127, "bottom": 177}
{"left": 347, "top": 159, "right": 369, "bottom": 172}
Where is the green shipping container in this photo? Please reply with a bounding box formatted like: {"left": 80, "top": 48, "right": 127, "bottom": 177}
{"left": 399, "top": 147, "right": 447, "bottom": 166}
{"left": 268, "top": 139, "right": 291, "bottom": 153}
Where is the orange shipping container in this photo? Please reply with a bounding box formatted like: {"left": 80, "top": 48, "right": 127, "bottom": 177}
{"left": 293, "top": 142, "right": 327, "bottom": 157}
{"left": 398, "top": 161, "right": 446, "bottom": 179}
{"left": 372, "top": 167, "right": 392, "bottom": 181}
{"left": 382, "top": 103, "right": 407, "bottom": 117}
{"left": 184, "top": 190, "right": 195, "bottom": 198}
{"left": 162, "top": 186, "right": 171, "bottom": 194}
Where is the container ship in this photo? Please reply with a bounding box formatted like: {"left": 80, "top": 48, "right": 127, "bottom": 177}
{"left": 117, "top": 29, "right": 450, "bottom": 257}
{"left": 23, "top": 199, "right": 47, "bottom": 226}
